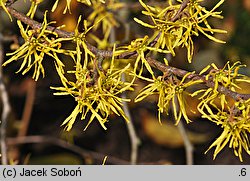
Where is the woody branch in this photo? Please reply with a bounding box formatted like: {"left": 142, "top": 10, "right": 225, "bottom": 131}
{"left": 2, "top": 1, "right": 250, "bottom": 102}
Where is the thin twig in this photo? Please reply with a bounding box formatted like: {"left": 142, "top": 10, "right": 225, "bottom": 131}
{"left": 169, "top": 53, "right": 193, "bottom": 165}
{"left": 109, "top": 22, "right": 140, "bottom": 165}
{"left": 6, "top": 0, "right": 18, "bottom": 6}
{"left": 0, "top": 34, "right": 11, "bottom": 165}
{"left": 121, "top": 74, "right": 140, "bottom": 165}
{"left": 177, "top": 120, "right": 194, "bottom": 165}
{"left": 18, "top": 79, "right": 36, "bottom": 137}
{"left": 171, "top": 0, "right": 190, "bottom": 22}
{"left": 6, "top": 6, "right": 74, "bottom": 38}
{"left": 7, "top": 135, "right": 130, "bottom": 164}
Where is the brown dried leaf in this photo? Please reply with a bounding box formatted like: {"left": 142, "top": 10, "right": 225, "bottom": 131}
{"left": 141, "top": 110, "right": 209, "bottom": 148}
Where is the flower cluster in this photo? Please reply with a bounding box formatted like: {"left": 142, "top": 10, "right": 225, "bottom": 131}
{"left": 52, "top": 0, "right": 123, "bottom": 49}
{"left": 3, "top": 12, "right": 74, "bottom": 81}
{"left": 48, "top": 15, "right": 135, "bottom": 131}
{"left": 121, "top": 36, "right": 156, "bottom": 77}
{"left": 51, "top": 46, "right": 134, "bottom": 131}
{"left": 204, "top": 100, "right": 250, "bottom": 162}
{"left": 134, "top": 0, "right": 227, "bottom": 62}
{"left": 135, "top": 72, "right": 202, "bottom": 124}
{"left": 192, "top": 62, "right": 250, "bottom": 118}
{"left": 191, "top": 62, "right": 250, "bottom": 161}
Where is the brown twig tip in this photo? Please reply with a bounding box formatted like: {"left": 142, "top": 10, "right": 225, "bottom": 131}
{"left": 6, "top": 6, "right": 74, "bottom": 38}
{"left": 6, "top": 0, "right": 18, "bottom": 6}
{"left": 6, "top": 136, "right": 130, "bottom": 164}
{"left": 171, "top": 0, "right": 190, "bottom": 22}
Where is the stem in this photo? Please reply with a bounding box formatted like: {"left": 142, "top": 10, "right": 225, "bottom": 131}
{"left": 6, "top": 0, "right": 18, "bottom": 6}
{"left": 168, "top": 53, "right": 193, "bottom": 165}
{"left": 0, "top": 34, "right": 11, "bottom": 165}
{"left": 18, "top": 79, "right": 36, "bottom": 137}
{"left": 7, "top": 136, "right": 130, "bottom": 164}
{"left": 109, "top": 22, "right": 140, "bottom": 164}
{"left": 121, "top": 74, "right": 140, "bottom": 165}
{"left": 171, "top": 0, "right": 190, "bottom": 22}
{"left": 177, "top": 120, "right": 194, "bottom": 165}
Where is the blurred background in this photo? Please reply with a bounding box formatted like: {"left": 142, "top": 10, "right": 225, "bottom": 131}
{"left": 1, "top": 0, "right": 250, "bottom": 164}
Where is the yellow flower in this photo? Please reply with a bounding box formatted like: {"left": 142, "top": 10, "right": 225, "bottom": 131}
{"left": 51, "top": 45, "right": 134, "bottom": 131}
{"left": 73, "top": 16, "right": 96, "bottom": 69}
{"left": 192, "top": 62, "right": 250, "bottom": 118}
{"left": 205, "top": 100, "right": 250, "bottom": 162}
{"left": 115, "top": 36, "right": 157, "bottom": 78}
{"left": 134, "top": 0, "right": 226, "bottom": 62}
{"left": 190, "top": 62, "right": 250, "bottom": 161}
{"left": 3, "top": 11, "right": 74, "bottom": 81}
{"left": 135, "top": 72, "right": 202, "bottom": 124}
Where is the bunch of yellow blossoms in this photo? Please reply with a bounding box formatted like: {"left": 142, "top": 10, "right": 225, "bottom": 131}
{"left": 2, "top": 0, "right": 250, "bottom": 162}
{"left": 134, "top": 0, "right": 226, "bottom": 62}
{"left": 191, "top": 62, "right": 250, "bottom": 161}
{"left": 51, "top": 50, "right": 134, "bottom": 131}
{"left": 3, "top": 11, "right": 74, "bottom": 81}
{"left": 135, "top": 71, "right": 202, "bottom": 125}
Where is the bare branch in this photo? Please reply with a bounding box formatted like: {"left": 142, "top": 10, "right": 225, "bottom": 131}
{"left": 121, "top": 74, "right": 140, "bottom": 165}
{"left": 6, "top": 0, "right": 18, "bottom": 6}
{"left": 171, "top": 0, "right": 190, "bottom": 22}
{"left": 177, "top": 120, "right": 194, "bottom": 165}
{"left": 0, "top": 34, "right": 11, "bottom": 165}
{"left": 18, "top": 79, "right": 36, "bottom": 137}
{"left": 7, "top": 136, "right": 130, "bottom": 165}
